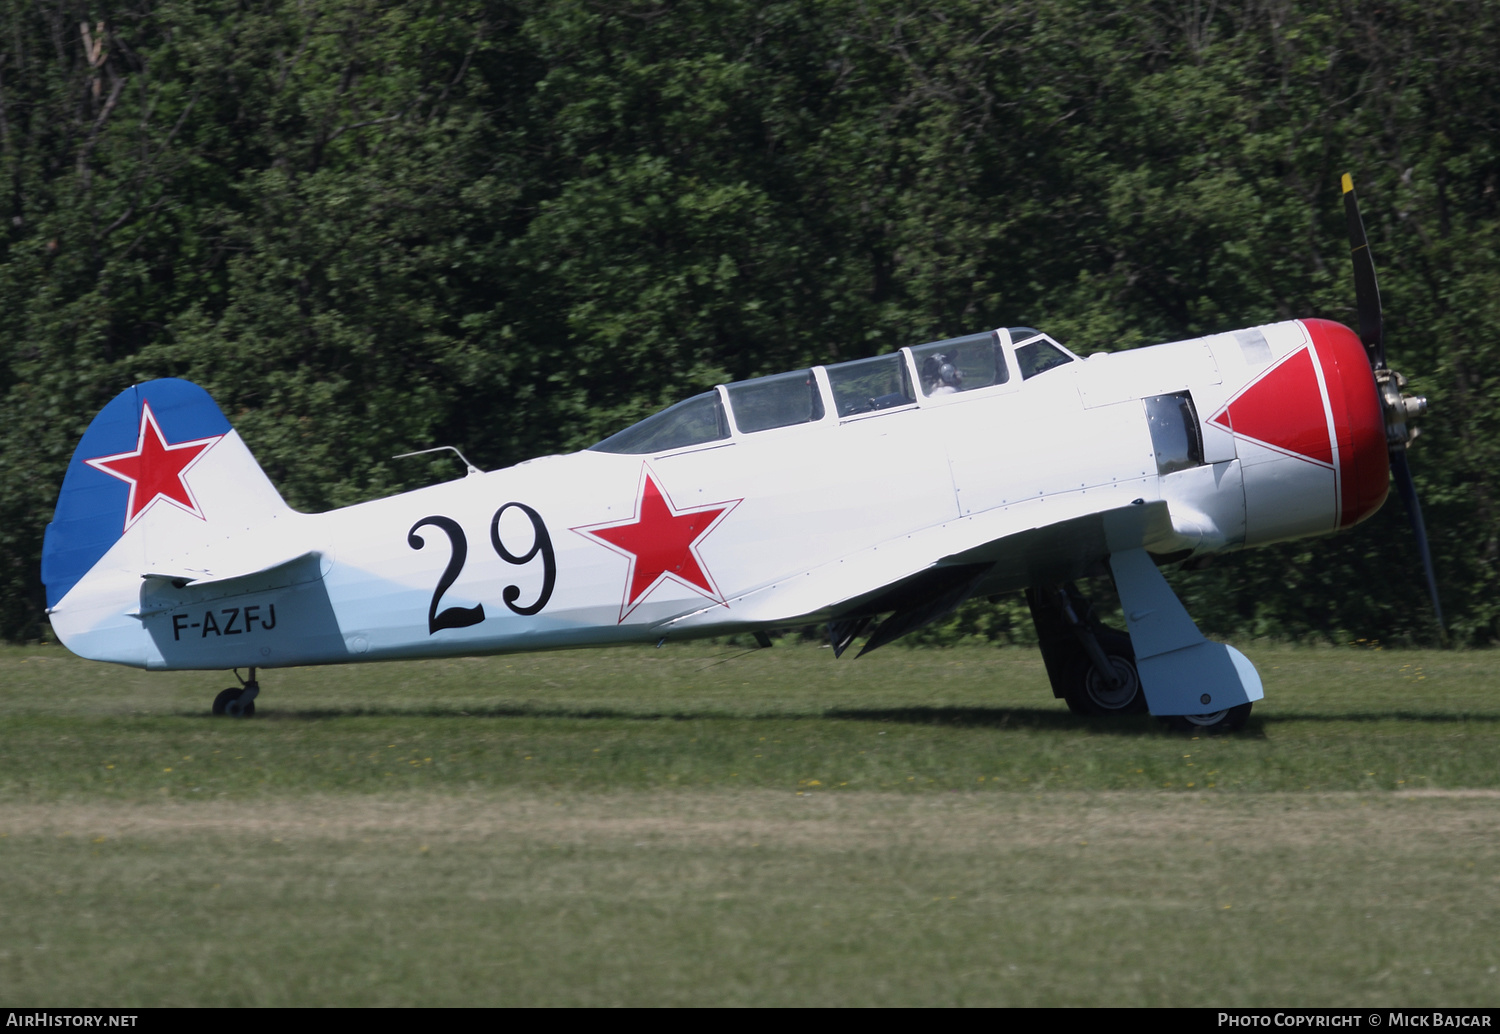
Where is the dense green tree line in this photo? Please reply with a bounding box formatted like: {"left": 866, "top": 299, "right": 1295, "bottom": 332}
{"left": 2, "top": 0, "right": 1496, "bottom": 645}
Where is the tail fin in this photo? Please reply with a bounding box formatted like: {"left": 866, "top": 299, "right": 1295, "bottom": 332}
{"left": 43, "top": 378, "right": 293, "bottom": 619}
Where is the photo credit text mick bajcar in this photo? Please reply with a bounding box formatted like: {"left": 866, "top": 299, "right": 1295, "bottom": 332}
{"left": 1218, "top": 1014, "right": 1492, "bottom": 1028}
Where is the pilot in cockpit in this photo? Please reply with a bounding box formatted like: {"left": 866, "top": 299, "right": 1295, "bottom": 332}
{"left": 922, "top": 353, "right": 964, "bottom": 396}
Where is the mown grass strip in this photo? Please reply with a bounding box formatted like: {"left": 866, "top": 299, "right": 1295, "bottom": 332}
{"left": 2, "top": 643, "right": 1497, "bottom": 798}
{"left": 2, "top": 791, "right": 1497, "bottom": 1007}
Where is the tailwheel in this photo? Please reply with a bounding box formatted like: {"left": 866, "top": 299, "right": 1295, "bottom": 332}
{"left": 211, "top": 668, "right": 260, "bottom": 717}
{"left": 211, "top": 687, "right": 254, "bottom": 717}
{"left": 1164, "top": 702, "right": 1252, "bottom": 733}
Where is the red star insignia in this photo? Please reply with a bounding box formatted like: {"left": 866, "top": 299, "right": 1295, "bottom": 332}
{"left": 574, "top": 466, "right": 741, "bottom": 622}
{"left": 84, "top": 401, "right": 225, "bottom": 531}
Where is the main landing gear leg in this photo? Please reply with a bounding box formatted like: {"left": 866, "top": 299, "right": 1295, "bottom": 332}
{"left": 1026, "top": 583, "right": 1145, "bottom": 716}
{"left": 211, "top": 668, "right": 260, "bottom": 718}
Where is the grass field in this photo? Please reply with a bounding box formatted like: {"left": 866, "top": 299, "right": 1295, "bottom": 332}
{"left": 1, "top": 640, "right": 1497, "bottom": 1006}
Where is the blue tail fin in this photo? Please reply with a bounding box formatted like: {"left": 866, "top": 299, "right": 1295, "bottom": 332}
{"left": 43, "top": 379, "right": 288, "bottom": 610}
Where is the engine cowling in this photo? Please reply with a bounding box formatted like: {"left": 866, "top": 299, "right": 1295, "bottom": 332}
{"left": 1207, "top": 318, "right": 1388, "bottom": 547}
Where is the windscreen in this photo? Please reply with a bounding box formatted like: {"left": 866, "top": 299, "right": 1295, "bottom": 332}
{"left": 1012, "top": 331, "right": 1076, "bottom": 380}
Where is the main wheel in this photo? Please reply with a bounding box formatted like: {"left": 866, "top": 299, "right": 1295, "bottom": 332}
{"left": 1062, "top": 631, "right": 1145, "bottom": 716}
{"left": 211, "top": 687, "right": 256, "bottom": 718}
{"left": 1164, "top": 702, "right": 1252, "bottom": 733}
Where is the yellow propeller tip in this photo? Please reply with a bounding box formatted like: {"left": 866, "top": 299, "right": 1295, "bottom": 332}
{"left": 1341, "top": 173, "right": 1354, "bottom": 194}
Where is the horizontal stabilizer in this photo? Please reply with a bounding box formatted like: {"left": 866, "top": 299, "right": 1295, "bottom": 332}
{"left": 1108, "top": 547, "right": 1262, "bottom": 716}
{"left": 141, "top": 550, "right": 325, "bottom": 591}
{"left": 135, "top": 551, "right": 327, "bottom": 617}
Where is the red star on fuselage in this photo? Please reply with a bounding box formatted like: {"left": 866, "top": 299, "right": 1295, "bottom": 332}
{"left": 84, "top": 402, "right": 225, "bottom": 531}
{"left": 574, "top": 467, "right": 741, "bottom": 622}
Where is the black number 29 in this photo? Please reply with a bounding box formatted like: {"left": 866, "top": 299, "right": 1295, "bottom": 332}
{"left": 408, "top": 504, "right": 557, "bottom": 635}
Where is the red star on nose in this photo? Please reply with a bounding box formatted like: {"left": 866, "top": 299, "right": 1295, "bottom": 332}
{"left": 84, "top": 402, "right": 225, "bottom": 530}
{"left": 574, "top": 467, "right": 741, "bottom": 622}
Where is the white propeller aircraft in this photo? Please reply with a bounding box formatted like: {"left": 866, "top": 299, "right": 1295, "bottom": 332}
{"left": 41, "top": 177, "right": 1438, "bottom": 728}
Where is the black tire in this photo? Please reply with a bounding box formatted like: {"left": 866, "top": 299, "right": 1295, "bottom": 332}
{"left": 1164, "top": 702, "right": 1252, "bottom": 733}
{"left": 212, "top": 687, "right": 255, "bottom": 718}
{"left": 1062, "top": 631, "right": 1145, "bottom": 716}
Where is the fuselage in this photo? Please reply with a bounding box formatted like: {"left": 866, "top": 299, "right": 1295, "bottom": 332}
{"left": 46, "top": 318, "right": 1387, "bottom": 670}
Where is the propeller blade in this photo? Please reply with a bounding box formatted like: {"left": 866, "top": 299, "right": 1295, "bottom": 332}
{"left": 1341, "top": 173, "right": 1386, "bottom": 369}
{"left": 1389, "top": 449, "right": 1447, "bottom": 645}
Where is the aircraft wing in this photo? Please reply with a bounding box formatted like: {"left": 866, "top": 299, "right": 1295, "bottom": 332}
{"left": 654, "top": 498, "right": 1177, "bottom": 636}
{"left": 937, "top": 499, "right": 1174, "bottom": 591}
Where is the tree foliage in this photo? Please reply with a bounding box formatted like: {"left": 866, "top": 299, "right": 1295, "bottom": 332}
{"left": 2, "top": 0, "right": 1497, "bottom": 645}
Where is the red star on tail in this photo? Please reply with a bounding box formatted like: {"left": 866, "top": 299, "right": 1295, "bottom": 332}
{"left": 85, "top": 402, "right": 225, "bottom": 530}
{"left": 574, "top": 467, "right": 741, "bottom": 622}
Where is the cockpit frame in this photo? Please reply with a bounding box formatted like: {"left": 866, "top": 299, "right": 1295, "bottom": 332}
{"left": 589, "top": 326, "right": 1081, "bottom": 456}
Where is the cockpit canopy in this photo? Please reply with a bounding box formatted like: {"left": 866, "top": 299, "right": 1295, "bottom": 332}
{"left": 589, "top": 326, "right": 1076, "bottom": 454}
{"left": 589, "top": 391, "right": 730, "bottom": 455}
